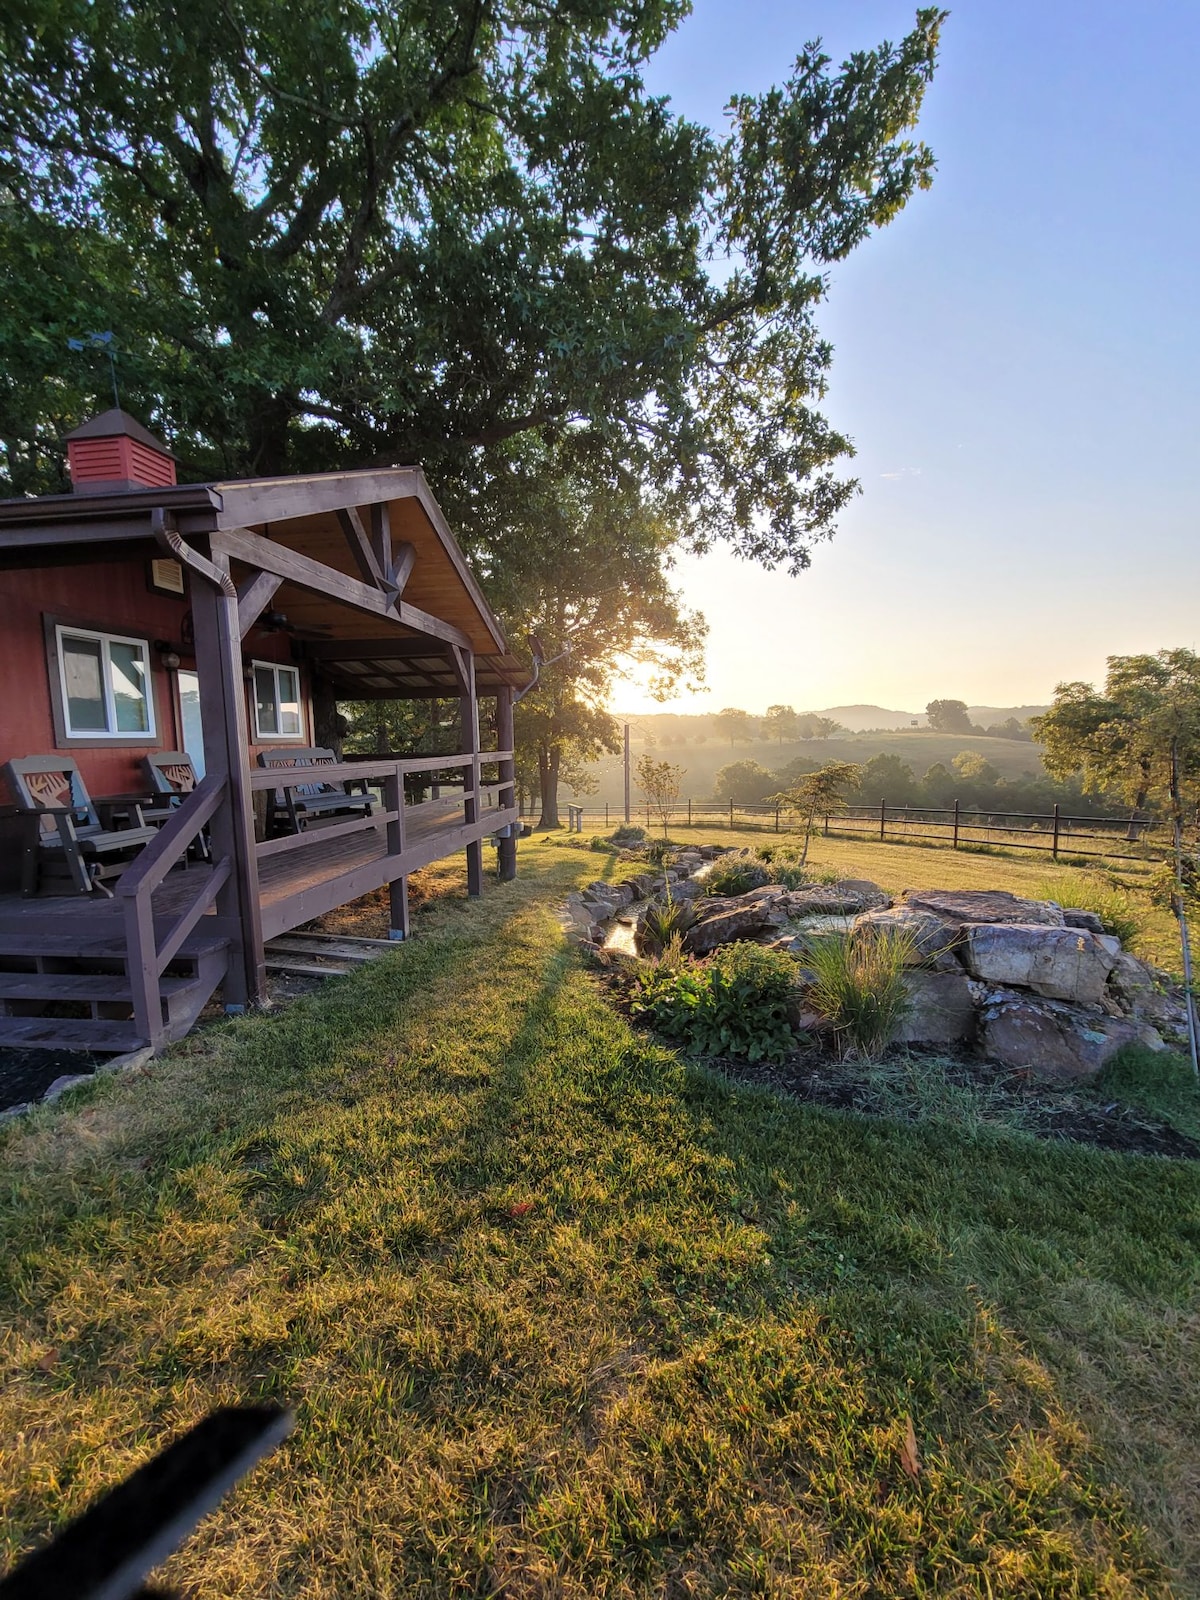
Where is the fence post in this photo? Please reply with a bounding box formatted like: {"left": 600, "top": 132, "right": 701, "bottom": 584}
{"left": 646, "top": 802, "right": 651, "bottom": 828}
{"left": 880, "top": 799, "right": 886, "bottom": 841}
{"left": 823, "top": 812, "right": 829, "bottom": 837}
{"left": 953, "top": 798, "right": 960, "bottom": 850}
{"left": 688, "top": 797, "right": 692, "bottom": 827}
{"left": 775, "top": 803, "right": 780, "bottom": 833}
{"left": 1052, "top": 803, "right": 1061, "bottom": 861}
{"left": 605, "top": 802, "right": 609, "bottom": 828}
{"left": 729, "top": 798, "right": 735, "bottom": 829}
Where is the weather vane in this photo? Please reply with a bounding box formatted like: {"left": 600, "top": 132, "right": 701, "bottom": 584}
{"left": 67, "top": 329, "right": 121, "bottom": 409}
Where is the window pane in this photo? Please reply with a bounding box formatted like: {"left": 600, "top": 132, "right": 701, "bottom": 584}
{"left": 278, "top": 667, "right": 301, "bottom": 735}
{"left": 109, "top": 641, "right": 150, "bottom": 733}
{"left": 62, "top": 635, "right": 107, "bottom": 731}
{"left": 254, "top": 667, "right": 279, "bottom": 736}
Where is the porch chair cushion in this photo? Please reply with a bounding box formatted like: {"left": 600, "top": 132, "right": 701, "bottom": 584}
{"left": 257, "top": 746, "right": 374, "bottom": 836}
{"left": 3, "top": 755, "right": 158, "bottom": 894}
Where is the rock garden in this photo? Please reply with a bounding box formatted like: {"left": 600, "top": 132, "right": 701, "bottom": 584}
{"left": 566, "top": 837, "right": 1198, "bottom": 1157}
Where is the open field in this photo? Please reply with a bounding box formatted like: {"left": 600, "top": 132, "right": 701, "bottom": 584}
{"left": 584, "top": 731, "right": 1046, "bottom": 809}
{"left": 2, "top": 837, "right": 1198, "bottom": 1596}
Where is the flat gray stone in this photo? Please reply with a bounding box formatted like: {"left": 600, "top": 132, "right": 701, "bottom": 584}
{"left": 961, "top": 922, "right": 1116, "bottom": 1005}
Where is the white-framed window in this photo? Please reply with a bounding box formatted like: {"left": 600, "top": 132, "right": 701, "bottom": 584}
{"left": 55, "top": 625, "right": 156, "bottom": 738}
{"left": 252, "top": 661, "right": 303, "bottom": 739}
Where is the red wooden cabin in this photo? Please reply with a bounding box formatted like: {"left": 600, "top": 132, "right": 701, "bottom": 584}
{"left": 0, "top": 410, "right": 526, "bottom": 1056}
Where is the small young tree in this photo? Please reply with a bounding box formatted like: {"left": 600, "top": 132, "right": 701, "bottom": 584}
{"left": 773, "top": 760, "right": 864, "bottom": 863}
{"left": 637, "top": 753, "right": 685, "bottom": 838}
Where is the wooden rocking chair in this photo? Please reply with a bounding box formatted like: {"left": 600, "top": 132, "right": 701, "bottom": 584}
{"left": 143, "top": 751, "right": 211, "bottom": 860}
{"left": 3, "top": 755, "right": 158, "bottom": 896}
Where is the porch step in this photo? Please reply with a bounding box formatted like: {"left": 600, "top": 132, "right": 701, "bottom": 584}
{"left": 0, "top": 1016, "right": 144, "bottom": 1053}
{"left": 0, "top": 928, "right": 228, "bottom": 962}
{"left": 0, "top": 974, "right": 198, "bottom": 1003}
{"left": 267, "top": 934, "right": 390, "bottom": 962}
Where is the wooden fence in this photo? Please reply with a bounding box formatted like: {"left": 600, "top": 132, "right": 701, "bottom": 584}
{"left": 547, "top": 797, "right": 1169, "bottom": 866}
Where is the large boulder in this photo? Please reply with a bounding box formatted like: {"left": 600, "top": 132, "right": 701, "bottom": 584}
{"left": 1106, "top": 950, "right": 1188, "bottom": 1034}
{"left": 893, "top": 970, "right": 978, "bottom": 1045}
{"left": 784, "top": 879, "right": 890, "bottom": 918}
{"left": 961, "top": 923, "right": 1117, "bottom": 1005}
{"left": 683, "top": 890, "right": 789, "bottom": 954}
{"left": 901, "top": 889, "right": 1065, "bottom": 928}
{"left": 853, "top": 905, "right": 962, "bottom": 965}
{"left": 976, "top": 991, "right": 1144, "bottom": 1081}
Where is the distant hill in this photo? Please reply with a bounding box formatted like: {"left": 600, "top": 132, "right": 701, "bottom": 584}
{"left": 816, "top": 705, "right": 919, "bottom": 731}
{"left": 811, "top": 704, "right": 1051, "bottom": 731}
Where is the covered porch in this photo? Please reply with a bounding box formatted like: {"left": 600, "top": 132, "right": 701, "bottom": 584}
{"left": 0, "top": 429, "right": 527, "bottom": 1053}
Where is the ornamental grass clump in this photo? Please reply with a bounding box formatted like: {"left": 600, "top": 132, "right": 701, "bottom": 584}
{"left": 638, "top": 896, "right": 698, "bottom": 955}
{"left": 630, "top": 940, "right": 798, "bottom": 1062}
{"left": 802, "top": 927, "right": 916, "bottom": 1059}
{"left": 1036, "top": 874, "right": 1142, "bottom": 948}
{"left": 704, "top": 855, "right": 771, "bottom": 897}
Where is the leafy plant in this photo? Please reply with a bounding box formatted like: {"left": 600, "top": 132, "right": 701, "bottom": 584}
{"left": 610, "top": 825, "right": 647, "bottom": 846}
{"left": 704, "top": 855, "right": 771, "bottom": 897}
{"left": 642, "top": 838, "right": 675, "bottom": 866}
{"left": 589, "top": 836, "right": 620, "bottom": 855}
{"left": 802, "top": 928, "right": 916, "bottom": 1058}
{"left": 630, "top": 941, "right": 798, "bottom": 1062}
{"left": 1035, "top": 875, "right": 1142, "bottom": 948}
{"left": 639, "top": 898, "right": 699, "bottom": 956}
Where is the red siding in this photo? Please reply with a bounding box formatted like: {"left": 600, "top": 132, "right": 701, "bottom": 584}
{"left": 0, "top": 557, "right": 310, "bottom": 806}
{"left": 126, "top": 438, "right": 177, "bottom": 487}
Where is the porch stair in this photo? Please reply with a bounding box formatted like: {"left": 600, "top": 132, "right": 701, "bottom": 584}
{"left": 0, "top": 927, "right": 228, "bottom": 1054}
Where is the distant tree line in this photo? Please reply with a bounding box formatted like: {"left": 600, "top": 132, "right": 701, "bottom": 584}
{"left": 712, "top": 748, "right": 1136, "bottom": 819}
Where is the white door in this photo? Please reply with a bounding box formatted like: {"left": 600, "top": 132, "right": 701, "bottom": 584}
{"left": 178, "top": 670, "right": 206, "bottom": 778}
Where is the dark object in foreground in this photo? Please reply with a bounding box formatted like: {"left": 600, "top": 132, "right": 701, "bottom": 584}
{"left": 0, "top": 1405, "right": 293, "bottom": 1600}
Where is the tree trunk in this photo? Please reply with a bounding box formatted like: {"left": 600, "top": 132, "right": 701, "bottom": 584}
{"left": 536, "top": 745, "right": 562, "bottom": 829}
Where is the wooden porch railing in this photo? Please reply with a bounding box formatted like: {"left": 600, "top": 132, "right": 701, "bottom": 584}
{"left": 117, "top": 774, "right": 232, "bottom": 1047}
{"left": 247, "top": 752, "right": 516, "bottom": 935}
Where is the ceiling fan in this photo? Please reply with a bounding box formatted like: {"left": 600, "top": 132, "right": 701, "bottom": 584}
{"left": 255, "top": 609, "right": 334, "bottom": 640}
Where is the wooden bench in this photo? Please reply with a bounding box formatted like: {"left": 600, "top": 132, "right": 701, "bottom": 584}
{"left": 3, "top": 755, "right": 159, "bottom": 896}
{"left": 257, "top": 747, "right": 374, "bottom": 838}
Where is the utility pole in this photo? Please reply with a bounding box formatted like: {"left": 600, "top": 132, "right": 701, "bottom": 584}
{"left": 623, "top": 723, "right": 631, "bottom": 824}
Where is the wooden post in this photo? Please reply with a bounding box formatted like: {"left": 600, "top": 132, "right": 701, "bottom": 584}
{"left": 688, "top": 798, "right": 692, "bottom": 827}
{"left": 729, "top": 798, "right": 735, "bottom": 829}
{"left": 623, "top": 724, "right": 631, "bottom": 824}
{"left": 775, "top": 803, "right": 780, "bottom": 833}
{"left": 953, "top": 798, "right": 960, "bottom": 849}
{"left": 1052, "top": 802, "right": 1061, "bottom": 860}
{"left": 458, "top": 650, "right": 483, "bottom": 897}
{"left": 879, "top": 799, "right": 887, "bottom": 841}
{"left": 605, "top": 802, "right": 609, "bottom": 828}
{"left": 496, "top": 686, "right": 517, "bottom": 881}
{"left": 383, "top": 764, "right": 409, "bottom": 938}
{"left": 191, "top": 555, "right": 266, "bottom": 1008}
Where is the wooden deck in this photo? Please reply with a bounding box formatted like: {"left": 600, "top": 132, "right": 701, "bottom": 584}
{"left": 0, "top": 790, "right": 511, "bottom": 949}
{"left": 0, "top": 789, "right": 516, "bottom": 1052}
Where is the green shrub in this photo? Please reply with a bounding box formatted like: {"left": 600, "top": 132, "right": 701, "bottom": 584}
{"left": 768, "top": 856, "right": 812, "bottom": 891}
{"left": 639, "top": 897, "right": 699, "bottom": 955}
{"left": 609, "top": 824, "right": 646, "bottom": 845}
{"left": 1035, "top": 874, "right": 1142, "bottom": 947}
{"left": 704, "top": 855, "right": 771, "bottom": 897}
{"left": 589, "top": 835, "right": 619, "bottom": 854}
{"left": 802, "top": 928, "right": 915, "bottom": 1058}
{"left": 630, "top": 941, "right": 797, "bottom": 1062}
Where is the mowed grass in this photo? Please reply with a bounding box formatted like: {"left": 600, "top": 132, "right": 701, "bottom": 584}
{"left": 1, "top": 839, "right": 1198, "bottom": 1597}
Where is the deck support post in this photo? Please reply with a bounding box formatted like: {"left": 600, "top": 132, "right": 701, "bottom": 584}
{"left": 383, "top": 766, "right": 410, "bottom": 939}
{"left": 496, "top": 687, "right": 518, "bottom": 881}
{"left": 456, "top": 650, "right": 484, "bottom": 897}
{"left": 191, "top": 552, "right": 266, "bottom": 1008}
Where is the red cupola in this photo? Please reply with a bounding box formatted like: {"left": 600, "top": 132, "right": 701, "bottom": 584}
{"left": 64, "top": 408, "right": 177, "bottom": 493}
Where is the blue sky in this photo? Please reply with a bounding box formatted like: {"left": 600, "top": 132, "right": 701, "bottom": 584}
{"left": 617, "top": 0, "right": 1200, "bottom": 714}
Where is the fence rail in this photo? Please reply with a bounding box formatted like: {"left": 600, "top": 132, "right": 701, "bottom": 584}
{"left": 543, "top": 796, "right": 1170, "bottom": 866}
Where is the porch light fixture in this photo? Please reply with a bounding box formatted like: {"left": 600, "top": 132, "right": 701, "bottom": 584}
{"left": 154, "top": 639, "right": 182, "bottom": 672}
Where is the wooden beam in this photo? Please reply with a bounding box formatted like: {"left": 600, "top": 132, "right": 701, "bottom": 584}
{"left": 304, "top": 637, "right": 449, "bottom": 661}
{"left": 496, "top": 686, "right": 518, "bottom": 881}
{"left": 335, "top": 506, "right": 393, "bottom": 594}
{"left": 215, "top": 468, "right": 421, "bottom": 528}
{"left": 236, "top": 571, "right": 284, "bottom": 639}
{"left": 212, "top": 526, "right": 472, "bottom": 648}
{"left": 190, "top": 553, "right": 267, "bottom": 1008}
{"left": 390, "top": 541, "right": 416, "bottom": 594}
{"left": 460, "top": 650, "right": 484, "bottom": 898}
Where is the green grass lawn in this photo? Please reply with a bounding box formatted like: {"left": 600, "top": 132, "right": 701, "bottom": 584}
{"left": 2, "top": 837, "right": 1198, "bottom": 1596}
